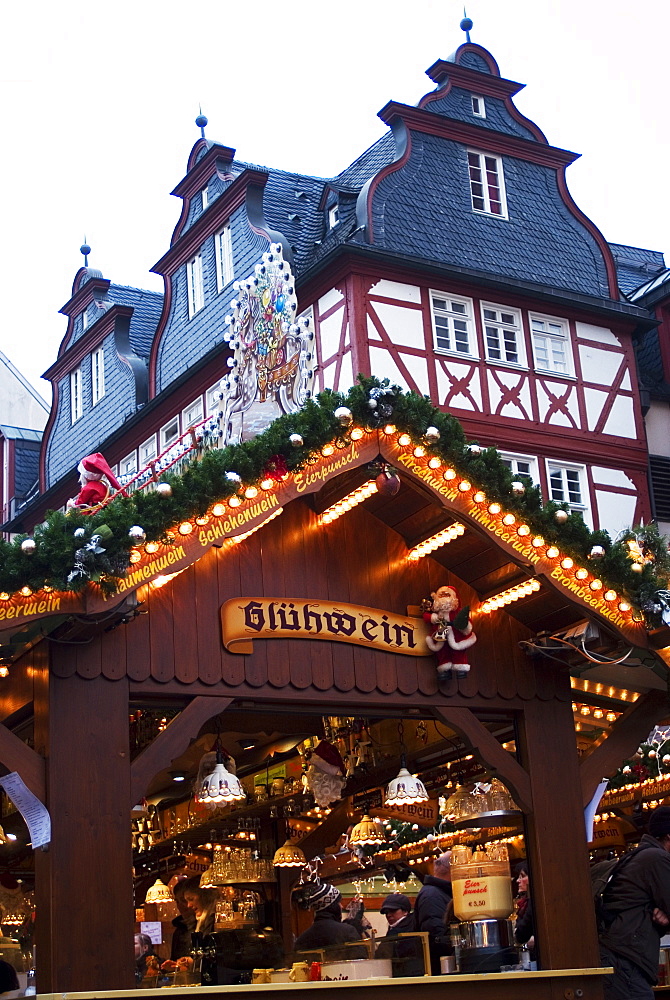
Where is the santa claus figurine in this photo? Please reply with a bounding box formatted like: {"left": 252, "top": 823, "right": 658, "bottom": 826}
{"left": 67, "top": 452, "right": 124, "bottom": 510}
{"left": 423, "top": 585, "right": 476, "bottom": 677}
{"left": 302, "top": 740, "right": 347, "bottom": 807}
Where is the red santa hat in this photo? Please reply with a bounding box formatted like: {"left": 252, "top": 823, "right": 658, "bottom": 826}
{"left": 78, "top": 452, "right": 123, "bottom": 493}
{"left": 311, "top": 740, "right": 346, "bottom": 776}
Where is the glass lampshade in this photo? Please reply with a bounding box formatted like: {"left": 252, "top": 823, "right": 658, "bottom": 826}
{"left": 145, "top": 879, "right": 173, "bottom": 904}
{"left": 350, "top": 814, "right": 387, "bottom": 846}
{"left": 385, "top": 761, "right": 428, "bottom": 807}
{"left": 272, "top": 839, "right": 307, "bottom": 867}
{"left": 196, "top": 751, "right": 246, "bottom": 803}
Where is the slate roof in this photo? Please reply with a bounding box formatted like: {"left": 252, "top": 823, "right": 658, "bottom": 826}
{"left": 609, "top": 242, "right": 666, "bottom": 295}
{"left": 106, "top": 283, "right": 163, "bottom": 359}
{"left": 13, "top": 438, "right": 41, "bottom": 500}
{"left": 0, "top": 425, "right": 42, "bottom": 442}
{"left": 629, "top": 268, "right": 670, "bottom": 304}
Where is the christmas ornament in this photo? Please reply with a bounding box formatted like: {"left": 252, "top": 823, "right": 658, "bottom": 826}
{"left": 156, "top": 483, "right": 172, "bottom": 497}
{"left": 467, "top": 443, "right": 481, "bottom": 455}
{"left": 289, "top": 433, "right": 304, "bottom": 448}
{"left": 302, "top": 740, "right": 346, "bottom": 807}
{"left": 225, "top": 472, "right": 242, "bottom": 484}
{"left": 423, "top": 585, "right": 476, "bottom": 677}
{"left": 333, "top": 406, "right": 353, "bottom": 427}
{"left": 663, "top": 755, "right": 670, "bottom": 764}
{"left": 128, "top": 526, "right": 146, "bottom": 544}
{"left": 21, "top": 538, "right": 36, "bottom": 555}
{"left": 589, "top": 546, "right": 606, "bottom": 560}
{"left": 622, "top": 765, "right": 631, "bottom": 774}
{"left": 631, "top": 562, "right": 644, "bottom": 573}
{"left": 262, "top": 454, "right": 289, "bottom": 481}
{"left": 73, "top": 528, "right": 86, "bottom": 540}
{"left": 511, "top": 481, "right": 525, "bottom": 495}
{"left": 424, "top": 426, "right": 440, "bottom": 444}
{"left": 375, "top": 466, "right": 401, "bottom": 497}
{"left": 555, "top": 509, "right": 569, "bottom": 524}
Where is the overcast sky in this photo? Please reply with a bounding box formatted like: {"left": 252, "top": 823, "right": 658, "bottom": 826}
{"left": 0, "top": 0, "right": 667, "bottom": 402}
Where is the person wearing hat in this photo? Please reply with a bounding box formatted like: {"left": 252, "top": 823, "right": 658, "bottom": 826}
{"left": 599, "top": 804, "right": 670, "bottom": 999}
{"left": 413, "top": 852, "right": 453, "bottom": 974}
{"left": 380, "top": 893, "right": 415, "bottom": 936}
{"left": 293, "top": 881, "right": 365, "bottom": 959}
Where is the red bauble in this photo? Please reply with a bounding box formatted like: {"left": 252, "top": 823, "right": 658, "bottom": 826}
{"left": 263, "top": 454, "right": 289, "bottom": 481}
{"left": 376, "top": 468, "right": 401, "bottom": 496}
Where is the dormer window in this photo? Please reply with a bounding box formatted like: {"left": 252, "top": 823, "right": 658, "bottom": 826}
{"left": 471, "top": 95, "right": 486, "bottom": 118}
{"left": 82, "top": 307, "right": 90, "bottom": 332}
{"left": 328, "top": 202, "right": 340, "bottom": 229}
{"left": 92, "top": 347, "right": 105, "bottom": 405}
{"left": 215, "top": 225, "right": 234, "bottom": 291}
{"left": 201, "top": 187, "right": 209, "bottom": 211}
{"left": 186, "top": 254, "right": 205, "bottom": 318}
{"left": 467, "top": 151, "right": 507, "bottom": 218}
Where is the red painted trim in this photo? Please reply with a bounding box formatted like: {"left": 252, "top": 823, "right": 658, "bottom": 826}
{"left": 368, "top": 293, "right": 423, "bottom": 310}
{"left": 43, "top": 306, "right": 133, "bottom": 382}
{"left": 585, "top": 466, "right": 600, "bottom": 531}
{"left": 39, "top": 381, "right": 60, "bottom": 491}
{"left": 363, "top": 126, "right": 413, "bottom": 245}
{"left": 366, "top": 303, "right": 424, "bottom": 394}
{"left": 59, "top": 276, "right": 110, "bottom": 319}
{"left": 348, "top": 274, "right": 368, "bottom": 384}
{"left": 151, "top": 169, "right": 268, "bottom": 276}
{"left": 377, "top": 102, "right": 578, "bottom": 168}
{"left": 148, "top": 273, "right": 173, "bottom": 397}
{"left": 419, "top": 53, "right": 547, "bottom": 145}
{"left": 591, "top": 482, "right": 638, "bottom": 496}
{"left": 592, "top": 355, "right": 630, "bottom": 436}
{"left": 172, "top": 143, "right": 236, "bottom": 200}
{"left": 555, "top": 169, "right": 619, "bottom": 299}
{"left": 420, "top": 286, "right": 439, "bottom": 404}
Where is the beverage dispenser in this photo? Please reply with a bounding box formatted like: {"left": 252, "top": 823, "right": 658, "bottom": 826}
{"left": 449, "top": 844, "right": 518, "bottom": 973}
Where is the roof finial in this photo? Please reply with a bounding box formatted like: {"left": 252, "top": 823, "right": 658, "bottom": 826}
{"left": 195, "top": 106, "right": 208, "bottom": 140}
{"left": 80, "top": 238, "right": 91, "bottom": 267}
{"left": 460, "top": 8, "right": 473, "bottom": 42}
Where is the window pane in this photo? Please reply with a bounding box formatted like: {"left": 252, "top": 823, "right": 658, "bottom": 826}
{"left": 549, "top": 469, "right": 564, "bottom": 501}
{"left": 452, "top": 302, "right": 466, "bottom": 314}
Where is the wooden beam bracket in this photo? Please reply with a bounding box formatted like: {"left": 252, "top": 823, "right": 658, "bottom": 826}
{"left": 0, "top": 721, "right": 46, "bottom": 804}
{"left": 130, "top": 696, "right": 231, "bottom": 808}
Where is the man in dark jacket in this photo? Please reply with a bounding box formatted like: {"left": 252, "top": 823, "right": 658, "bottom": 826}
{"left": 600, "top": 805, "right": 670, "bottom": 999}
{"left": 414, "top": 852, "right": 453, "bottom": 974}
{"left": 293, "top": 881, "right": 366, "bottom": 960}
{"left": 378, "top": 893, "right": 423, "bottom": 978}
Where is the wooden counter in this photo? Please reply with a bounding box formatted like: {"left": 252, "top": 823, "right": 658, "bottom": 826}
{"left": 37, "top": 967, "right": 611, "bottom": 1000}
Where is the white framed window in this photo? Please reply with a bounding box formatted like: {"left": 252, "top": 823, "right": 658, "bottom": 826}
{"left": 139, "top": 435, "right": 157, "bottom": 467}
{"left": 471, "top": 95, "right": 486, "bottom": 118}
{"left": 215, "top": 225, "right": 234, "bottom": 291}
{"left": 201, "top": 187, "right": 209, "bottom": 211}
{"left": 499, "top": 452, "right": 538, "bottom": 483}
{"left": 481, "top": 303, "right": 525, "bottom": 366}
{"left": 119, "top": 451, "right": 138, "bottom": 478}
{"left": 91, "top": 347, "right": 105, "bottom": 405}
{"left": 530, "top": 314, "right": 573, "bottom": 375}
{"left": 547, "top": 462, "right": 589, "bottom": 518}
{"left": 431, "top": 293, "right": 476, "bottom": 357}
{"left": 328, "top": 203, "right": 340, "bottom": 228}
{"left": 182, "top": 396, "right": 204, "bottom": 428}
{"left": 186, "top": 254, "right": 205, "bottom": 318}
{"left": 467, "top": 150, "right": 507, "bottom": 217}
{"left": 70, "top": 368, "right": 83, "bottom": 423}
{"left": 160, "top": 416, "right": 180, "bottom": 451}
{"left": 82, "top": 307, "right": 90, "bottom": 332}
{"left": 206, "top": 380, "right": 224, "bottom": 414}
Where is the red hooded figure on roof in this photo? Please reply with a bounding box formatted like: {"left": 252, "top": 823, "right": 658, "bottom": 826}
{"left": 423, "top": 585, "right": 476, "bottom": 677}
{"left": 67, "top": 452, "right": 124, "bottom": 511}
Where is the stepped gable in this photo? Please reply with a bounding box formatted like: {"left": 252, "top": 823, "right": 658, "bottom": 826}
{"left": 352, "top": 42, "right": 619, "bottom": 300}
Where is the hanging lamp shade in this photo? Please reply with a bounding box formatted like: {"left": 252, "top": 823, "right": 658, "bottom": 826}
{"left": 384, "top": 756, "right": 429, "bottom": 807}
{"left": 145, "top": 879, "right": 173, "bottom": 904}
{"left": 273, "top": 839, "right": 307, "bottom": 867}
{"left": 350, "top": 814, "right": 387, "bottom": 846}
{"left": 196, "top": 749, "right": 246, "bottom": 804}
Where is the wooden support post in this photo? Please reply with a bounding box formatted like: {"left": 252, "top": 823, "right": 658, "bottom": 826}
{"left": 516, "top": 671, "right": 600, "bottom": 971}
{"left": 130, "top": 696, "right": 231, "bottom": 808}
{"left": 580, "top": 688, "right": 670, "bottom": 808}
{"left": 432, "top": 705, "right": 533, "bottom": 813}
{"left": 35, "top": 674, "right": 134, "bottom": 993}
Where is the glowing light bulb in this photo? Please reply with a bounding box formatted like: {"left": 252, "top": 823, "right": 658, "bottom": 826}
{"left": 212, "top": 503, "right": 225, "bottom": 516}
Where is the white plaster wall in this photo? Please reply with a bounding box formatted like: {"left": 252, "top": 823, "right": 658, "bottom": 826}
{"left": 575, "top": 322, "right": 621, "bottom": 346}
{"left": 595, "top": 489, "right": 637, "bottom": 535}
{"left": 371, "top": 302, "right": 424, "bottom": 349}
{"left": 645, "top": 401, "right": 670, "bottom": 455}
{"left": 369, "top": 279, "right": 422, "bottom": 304}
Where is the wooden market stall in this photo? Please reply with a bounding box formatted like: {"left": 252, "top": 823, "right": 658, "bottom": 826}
{"left": 0, "top": 434, "right": 668, "bottom": 999}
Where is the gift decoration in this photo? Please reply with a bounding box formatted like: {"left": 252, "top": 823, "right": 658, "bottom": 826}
{"left": 219, "top": 243, "right": 315, "bottom": 445}
{"left": 302, "top": 739, "right": 346, "bottom": 807}
{"left": 423, "top": 585, "right": 477, "bottom": 677}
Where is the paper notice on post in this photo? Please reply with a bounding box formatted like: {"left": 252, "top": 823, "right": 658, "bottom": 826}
{"left": 0, "top": 772, "right": 51, "bottom": 848}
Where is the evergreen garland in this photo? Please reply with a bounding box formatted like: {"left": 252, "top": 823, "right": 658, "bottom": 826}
{"left": 1, "top": 376, "right": 668, "bottom": 623}
{"left": 606, "top": 740, "right": 670, "bottom": 791}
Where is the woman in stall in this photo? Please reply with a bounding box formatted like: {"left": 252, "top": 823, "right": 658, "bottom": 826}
{"left": 513, "top": 862, "right": 535, "bottom": 960}
{"left": 181, "top": 877, "right": 219, "bottom": 936}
